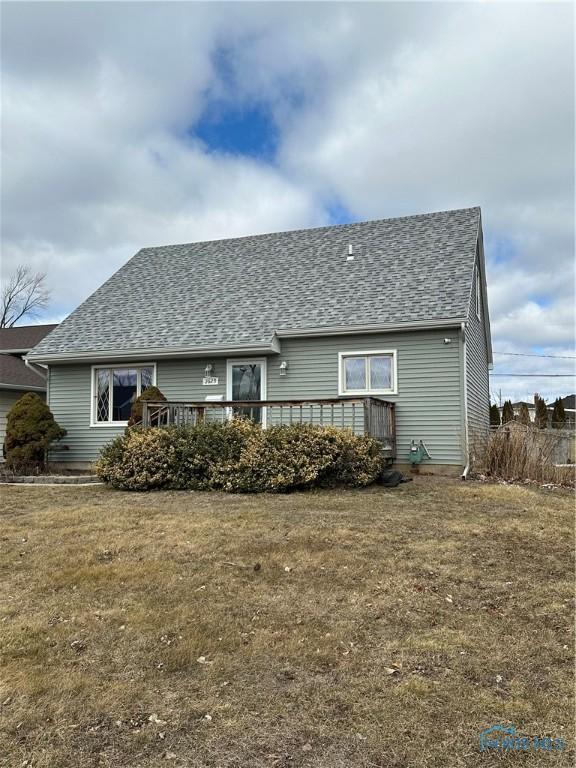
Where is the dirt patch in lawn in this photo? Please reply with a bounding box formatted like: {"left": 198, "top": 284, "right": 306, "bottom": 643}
{"left": 0, "top": 478, "right": 573, "bottom": 767}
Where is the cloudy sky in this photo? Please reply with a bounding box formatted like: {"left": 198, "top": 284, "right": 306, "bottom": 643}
{"left": 1, "top": 1, "right": 574, "bottom": 402}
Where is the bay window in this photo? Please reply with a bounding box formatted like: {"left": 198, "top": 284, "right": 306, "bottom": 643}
{"left": 92, "top": 364, "right": 155, "bottom": 425}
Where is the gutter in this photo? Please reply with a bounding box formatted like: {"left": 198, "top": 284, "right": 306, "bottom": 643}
{"left": 27, "top": 337, "right": 281, "bottom": 364}
{"left": 0, "top": 382, "right": 47, "bottom": 392}
{"left": 276, "top": 317, "right": 465, "bottom": 338}
{"left": 461, "top": 321, "right": 470, "bottom": 480}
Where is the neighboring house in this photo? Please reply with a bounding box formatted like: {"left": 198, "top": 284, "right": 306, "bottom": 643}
{"left": 499, "top": 396, "right": 576, "bottom": 427}
{"left": 559, "top": 394, "right": 576, "bottom": 426}
{"left": 27, "top": 207, "right": 492, "bottom": 474}
{"left": 560, "top": 394, "right": 575, "bottom": 410}
{"left": 0, "top": 324, "right": 58, "bottom": 455}
{"left": 499, "top": 401, "right": 536, "bottom": 422}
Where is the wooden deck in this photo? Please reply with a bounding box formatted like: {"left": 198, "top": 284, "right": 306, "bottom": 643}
{"left": 142, "top": 397, "right": 396, "bottom": 457}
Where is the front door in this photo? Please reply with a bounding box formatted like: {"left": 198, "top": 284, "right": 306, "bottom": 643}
{"left": 227, "top": 359, "right": 267, "bottom": 425}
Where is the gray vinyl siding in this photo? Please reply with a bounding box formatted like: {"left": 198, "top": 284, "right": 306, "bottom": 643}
{"left": 48, "top": 328, "right": 465, "bottom": 467}
{"left": 47, "top": 360, "right": 223, "bottom": 464}
{"left": 268, "top": 330, "right": 464, "bottom": 465}
{"left": 465, "top": 253, "right": 490, "bottom": 462}
{"left": 47, "top": 365, "right": 123, "bottom": 464}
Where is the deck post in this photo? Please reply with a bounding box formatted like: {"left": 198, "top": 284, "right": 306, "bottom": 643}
{"left": 364, "top": 398, "right": 371, "bottom": 437}
{"left": 142, "top": 400, "right": 149, "bottom": 427}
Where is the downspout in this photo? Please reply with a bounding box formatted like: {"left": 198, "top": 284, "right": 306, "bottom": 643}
{"left": 24, "top": 358, "right": 48, "bottom": 381}
{"left": 461, "top": 322, "right": 470, "bottom": 480}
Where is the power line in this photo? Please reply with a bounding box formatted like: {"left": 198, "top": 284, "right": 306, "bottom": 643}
{"left": 494, "top": 351, "right": 576, "bottom": 359}
{"left": 490, "top": 373, "right": 574, "bottom": 377}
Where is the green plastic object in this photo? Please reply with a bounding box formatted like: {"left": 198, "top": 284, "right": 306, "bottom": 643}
{"left": 410, "top": 440, "right": 431, "bottom": 465}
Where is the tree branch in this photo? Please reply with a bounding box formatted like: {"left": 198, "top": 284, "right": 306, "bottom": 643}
{"left": 1, "top": 266, "right": 51, "bottom": 328}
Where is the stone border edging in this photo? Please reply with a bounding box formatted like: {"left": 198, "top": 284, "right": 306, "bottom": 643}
{"left": 0, "top": 475, "right": 100, "bottom": 485}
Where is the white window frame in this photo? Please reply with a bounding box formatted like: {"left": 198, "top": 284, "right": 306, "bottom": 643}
{"left": 338, "top": 350, "right": 397, "bottom": 396}
{"left": 90, "top": 363, "right": 157, "bottom": 427}
{"left": 475, "top": 266, "right": 481, "bottom": 320}
{"left": 226, "top": 358, "right": 267, "bottom": 427}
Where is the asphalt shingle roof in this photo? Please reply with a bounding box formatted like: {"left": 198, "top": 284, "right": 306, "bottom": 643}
{"left": 0, "top": 355, "right": 47, "bottom": 389}
{"left": 0, "top": 324, "right": 58, "bottom": 352}
{"left": 29, "top": 208, "right": 481, "bottom": 359}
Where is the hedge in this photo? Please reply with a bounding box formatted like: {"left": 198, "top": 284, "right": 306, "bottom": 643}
{"left": 96, "top": 420, "right": 385, "bottom": 493}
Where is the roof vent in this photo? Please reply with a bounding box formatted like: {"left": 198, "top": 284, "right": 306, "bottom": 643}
{"left": 346, "top": 243, "right": 354, "bottom": 261}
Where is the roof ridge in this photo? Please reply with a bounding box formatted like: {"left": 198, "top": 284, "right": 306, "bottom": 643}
{"left": 138, "top": 206, "right": 481, "bottom": 253}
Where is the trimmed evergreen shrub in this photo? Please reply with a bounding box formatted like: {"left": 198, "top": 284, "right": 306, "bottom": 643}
{"left": 489, "top": 403, "right": 501, "bottom": 427}
{"left": 534, "top": 394, "right": 549, "bottom": 429}
{"left": 4, "top": 392, "right": 66, "bottom": 470}
{"left": 127, "top": 386, "right": 167, "bottom": 427}
{"left": 551, "top": 398, "right": 566, "bottom": 429}
{"left": 96, "top": 420, "right": 385, "bottom": 493}
{"left": 501, "top": 400, "right": 514, "bottom": 424}
{"left": 517, "top": 402, "right": 531, "bottom": 426}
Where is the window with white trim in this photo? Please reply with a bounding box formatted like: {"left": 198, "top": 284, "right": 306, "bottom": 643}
{"left": 338, "top": 351, "right": 397, "bottom": 395}
{"left": 92, "top": 365, "right": 155, "bottom": 424}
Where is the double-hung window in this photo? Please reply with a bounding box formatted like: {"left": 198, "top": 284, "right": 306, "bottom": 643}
{"left": 338, "top": 351, "right": 397, "bottom": 396}
{"left": 92, "top": 364, "right": 155, "bottom": 425}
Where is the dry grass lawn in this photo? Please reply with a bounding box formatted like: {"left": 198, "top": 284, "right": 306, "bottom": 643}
{"left": 0, "top": 478, "right": 573, "bottom": 767}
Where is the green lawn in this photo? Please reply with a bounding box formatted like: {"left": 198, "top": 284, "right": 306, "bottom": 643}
{"left": 0, "top": 478, "right": 573, "bottom": 767}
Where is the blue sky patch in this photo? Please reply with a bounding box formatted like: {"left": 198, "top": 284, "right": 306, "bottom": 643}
{"left": 487, "top": 234, "right": 517, "bottom": 265}
{"left": 189, "top": 44, "right": 312, "bottom": 162}
{"left": 529, "top": 294, "right": 552, "bottom": 308}
{"left": 326, "top": 200, "right": 355, "bottom": 225}
{"left": 192, "top": 101, "right": 279, "bottom": 161}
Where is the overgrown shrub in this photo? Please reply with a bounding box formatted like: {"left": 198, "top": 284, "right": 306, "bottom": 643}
{"left": 127, "top": 386, "right": 167, "bottom": 427}
{"left": 480, "top": 422, "right": 574, "bottom": 487}
{"left": 96, "top": 420, "right": 385, "bottom": 493}
{"left": 4, "top": 392, "right": 66, "bottom": 471}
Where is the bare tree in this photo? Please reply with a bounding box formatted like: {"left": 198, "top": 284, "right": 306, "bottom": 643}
{"left": 1, "top": 266, "right": 51, "bottom": 327}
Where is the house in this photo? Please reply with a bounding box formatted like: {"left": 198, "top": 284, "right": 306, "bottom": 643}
{"left": 498, "top": 396, "right": 576, "bottom": 427}
{"left": 499, "top": 401, "right": 536, "bottom": 422}
{"left": 559, "top": 394, "right": 575, "bottom": 426}
{"left": 0, "top": 324, "right": 58, "bottom": 454}
{"left": 27, "top": 207, "right": 492, "bottom": 475}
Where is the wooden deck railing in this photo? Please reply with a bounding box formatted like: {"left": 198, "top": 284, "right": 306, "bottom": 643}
{"left": 142, "top": 398, "right": 396, "bottom": 457}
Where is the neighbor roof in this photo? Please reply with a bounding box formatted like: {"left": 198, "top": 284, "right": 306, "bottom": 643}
{"left": 0, "top": 355, "right": 46, "bottom": 390}
{"left": 0, "top": 325, "right": 55, "bottom": 390}
{"left": 0, "top": 324, "right": 58, "bottom": 352}
{"left": 28, "top": 208, "right": 483, "bottom": 361}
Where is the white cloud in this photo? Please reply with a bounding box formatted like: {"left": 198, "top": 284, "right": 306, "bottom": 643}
{"left": 1, "top": 3, "right": 325, "bottom": 310}
{"left": 1, "top": 1, "right": 573, "bottom": 404}
{"left": 492, "top": 297, "right": 575, "bottom": 348}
